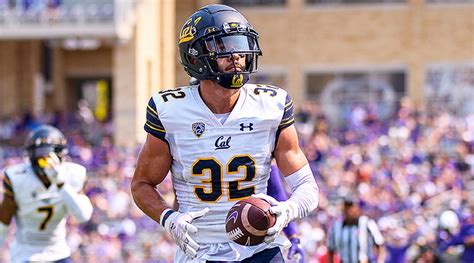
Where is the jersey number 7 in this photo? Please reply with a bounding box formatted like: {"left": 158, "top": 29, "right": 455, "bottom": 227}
{"left": 37, "top": 205, "right": 54, "bottom": 231}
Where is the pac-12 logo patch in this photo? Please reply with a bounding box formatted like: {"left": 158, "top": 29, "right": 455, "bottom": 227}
{"left": 192, "top": 122, "right": 205, "bottom": 138}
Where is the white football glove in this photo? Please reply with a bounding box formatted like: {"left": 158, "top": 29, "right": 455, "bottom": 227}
{"left": 40, "top": 153, "right": 65, "bottom": 185}
{"left": 252, "top": 193, "right": 299, "bottom": 244}
{"left": 163, "top": 207, "right": 209, "bottom": 259}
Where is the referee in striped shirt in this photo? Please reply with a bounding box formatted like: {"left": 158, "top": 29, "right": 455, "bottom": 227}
{"left": 327, "top": 197, "right": 386, "bottom": 263}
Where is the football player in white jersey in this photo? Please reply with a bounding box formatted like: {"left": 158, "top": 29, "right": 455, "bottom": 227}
{"left": 131, "top": 4, "right": 319, "bottom": 262}
{"left": 0, "top": 125, "right": 93, "bottom": 263}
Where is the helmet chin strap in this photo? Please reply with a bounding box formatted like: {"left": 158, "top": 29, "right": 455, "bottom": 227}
{"left": 215, "top": 73, "right": 249, "bottom": 89}
{"left": 215, "top": 59, "right": 249, "bottom": 89}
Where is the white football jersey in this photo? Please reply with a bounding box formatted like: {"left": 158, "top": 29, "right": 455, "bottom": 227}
{"left": 3, "top": 161, "right": 86, "bottom": 262}
{"left": 145, "top": 84, "right": 294, "bottom": 261}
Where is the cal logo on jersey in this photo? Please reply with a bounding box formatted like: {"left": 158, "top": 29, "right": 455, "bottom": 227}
{"left": 215, "top": 136, "right": 231, "bottom": 150}
{"left": 192, "top": 122, "right": 205, "bottom": 138}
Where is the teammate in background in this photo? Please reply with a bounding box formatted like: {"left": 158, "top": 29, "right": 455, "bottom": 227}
{"left": 268, "top": 164, "right": 305, "bottom": 263}
{"left": 0, "top": 125, "right": 93, "bottom": 263}
{"left": 131, "top": 4, "right": 319, "bottom": 262}
{"left": 327, "top": 196, "right": 386, "bottom": 263}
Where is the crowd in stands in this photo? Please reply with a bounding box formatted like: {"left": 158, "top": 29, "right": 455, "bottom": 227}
{"left": 295, "top": 98, "right": 473, "bottom": 262}
{"left": 0, "top": 0, "right": 117, "bottom": 25}
{"left": 1, "top": 96, "right": 473, "bottom": 262}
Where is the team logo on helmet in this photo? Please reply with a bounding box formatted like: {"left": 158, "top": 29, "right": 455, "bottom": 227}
{"left": 177, "top": 4, "right": 262, "bottom": 88}
{"left": 192, "top": 122, "right": 206, "bottom": 138}
{"left": 231, "top": 74, "right": 244, "bottom": 88}
{"left": 179, "top": 16, "right": 202, "bottom": 44}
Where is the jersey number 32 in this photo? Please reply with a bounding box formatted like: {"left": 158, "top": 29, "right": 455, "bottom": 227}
{"left": 192, "top": 155, "right": 256, "bottom": 202}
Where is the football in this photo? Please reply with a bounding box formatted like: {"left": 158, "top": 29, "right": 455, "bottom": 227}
{"left": 225, "top": 197, "right": 276, "bottom": 246}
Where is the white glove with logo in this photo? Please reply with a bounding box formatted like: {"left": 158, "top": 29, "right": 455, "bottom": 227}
{"left": 40, "top": 153, "right": 65, "bottom": 185}
{"left": 252, "top": 193, "right": 299, "bottom": 244}
{"left": 162, "top": 207, "right": 209, "bottom": 259}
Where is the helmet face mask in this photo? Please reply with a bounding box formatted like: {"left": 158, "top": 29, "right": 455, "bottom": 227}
{"left": 178, "top": 5, "right": 262, "bottom": 89}
{"left": 203, "top": 33, "right": 259, "bottom": 73}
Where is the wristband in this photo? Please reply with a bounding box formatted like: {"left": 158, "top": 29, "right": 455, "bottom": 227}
{"left": 160, "top": 209, "right": 175, "bottom": 226}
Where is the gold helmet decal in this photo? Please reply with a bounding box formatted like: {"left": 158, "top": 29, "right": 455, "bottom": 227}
{"left": 179, "top": 16, "right": 202, "bottom": 44}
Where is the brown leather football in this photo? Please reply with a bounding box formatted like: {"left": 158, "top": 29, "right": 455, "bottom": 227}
{"left": 225, "top": 197, "right": 276, "bottom": 246}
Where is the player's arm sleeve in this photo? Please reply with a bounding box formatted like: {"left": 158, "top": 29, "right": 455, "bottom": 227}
{"left": 59, "top": 184, "right": 93, "bottom": 223}
{"left": 144, "top": 97, "right": 167, "bottom": 143}
{"left": 284, "top": 164, "right": 319, "bottom": 219}
{"left": 276, "top": 94, "right": 295, "bottom": 143}
{"left": 60, "top": 168, "right": 93, "bottom": 223}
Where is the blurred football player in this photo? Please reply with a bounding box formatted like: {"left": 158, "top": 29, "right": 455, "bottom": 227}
{"left": 131, "top": 4, "right": 319, "bottom": 262}
{"left": 0, "top": 125, "right": 93, "bottom": 263}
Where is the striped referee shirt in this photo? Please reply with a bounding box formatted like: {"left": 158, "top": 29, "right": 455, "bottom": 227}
{"left": 327, "top": 216, "right": 385, "bottom": 263}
